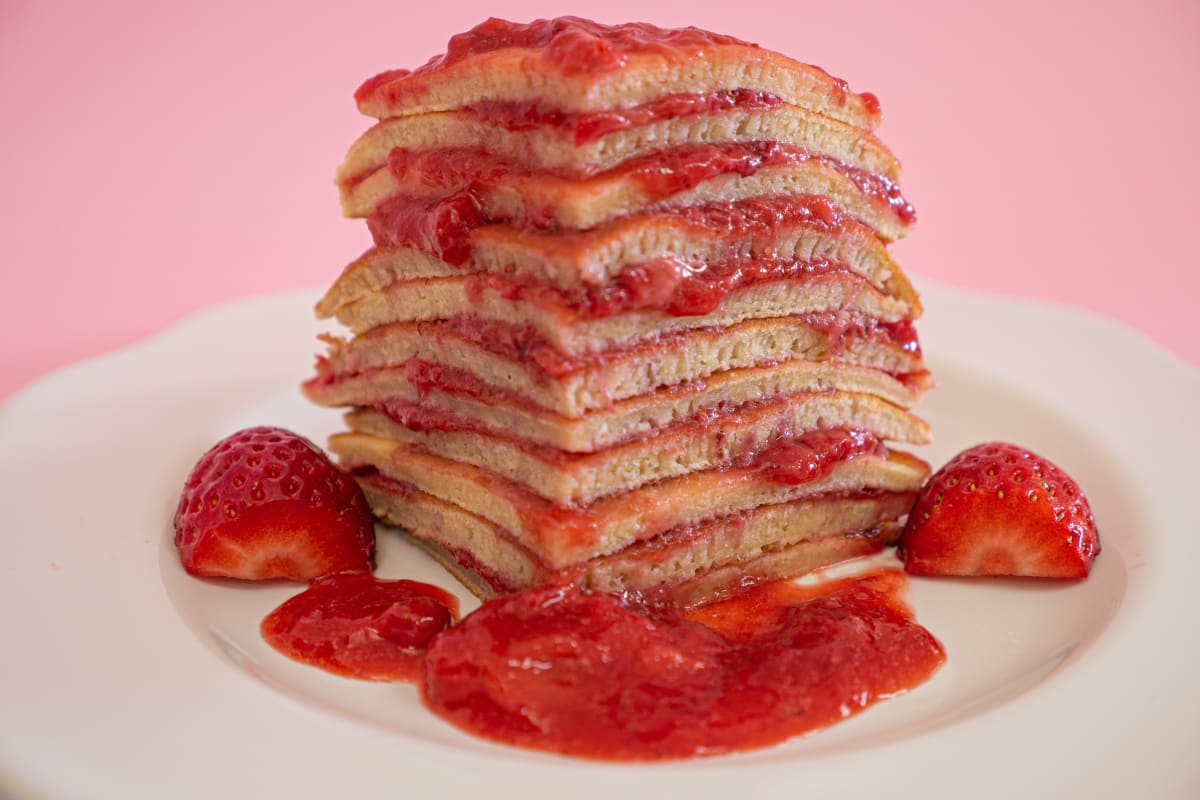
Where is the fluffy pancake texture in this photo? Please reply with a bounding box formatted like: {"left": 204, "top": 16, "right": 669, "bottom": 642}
{"left": 342, "top": 388, "right": 929, "bottom": 504}
{"left": 359, "top": 471, "right": 912, "bottom": 605}
{"left": 331, "top": 431, "right": 929, "bottom": 567}
{"left": 317, "top": 252, "right": 919, "bottom": 347}
{"left": 309, "top": 17, "right": 930, "bottom": 602}
{"left": 304, "top": 320, "right": 926, "bottom": 425}
{"left": 340, "top": 148, "right": 914, "bottom": 240}
{"left": 339, "top": 106, "right": 900, "bottom": 184}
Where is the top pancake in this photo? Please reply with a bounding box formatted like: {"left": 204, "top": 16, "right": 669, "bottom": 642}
{"left": 354, "top": 17, "right": 881, "bottom": 131}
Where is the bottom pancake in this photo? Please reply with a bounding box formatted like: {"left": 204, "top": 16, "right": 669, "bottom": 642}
{"left": 358, "top": 470, "right": 913, "bottom": 607}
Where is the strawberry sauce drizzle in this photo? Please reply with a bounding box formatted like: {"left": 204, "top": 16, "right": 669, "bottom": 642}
{"left": 757, "top": 428, "right": 886, "bottom": 484}
{"left": 364, "top": 141, "right": 914, "bottom": 226}
{"left": 380, "top": 372, "right": 883, "bottom": 467}
{"left": 468, "top": 89, "right": 784, "bottom": 145}
{"left": 466, "top": 257, "right": 851, "bottom": 319}
{"left": 355, "top": 17, "right": 756, "bottom": 103}
{"left": 306, "top": 308, "right": 918, "bottom": 398}
{"left": 498, "top": 428, "right": 882, "bottom": 550}
{"left": 354, "top": 17, "right": 879, "bottom": 125}
{"left": 368, "top": 192, "right": 483, "bottom": 266}
{"left": 670, "top": 192, "right": 846, "bottom": 233}
{"left": 260, "top": 573, "right": 458, "bottom": 682}
{"left": 258, "top": 492, "right": 942, "bottom": 762}
{"left": 261, "top": 563, "right": 943, "bottom": 761}
{"left": 425, "top": 309, "right": 920, "bottom": 381}
{"left": 421, "top": 569, "right": 944, "bottom": 760}
{"left": 624, "top": 141, "right": 913, "bottom": 222}
{"left": 369, "top": 192, "right": 857, "bottom": 268}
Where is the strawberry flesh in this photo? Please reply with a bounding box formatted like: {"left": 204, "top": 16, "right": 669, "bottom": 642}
{"left": 900, "top": 442, "right": 1099, "bottom": 579}
{"left": 174, "top": 426, "right": 376, "bottom": 581}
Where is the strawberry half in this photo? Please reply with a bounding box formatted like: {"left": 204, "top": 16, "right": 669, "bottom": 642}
{"left": 900, "top": 442, "right": 1099, "bottom": 578}
{"left": 174, "top": 426, "right": 375, "bottom": 581}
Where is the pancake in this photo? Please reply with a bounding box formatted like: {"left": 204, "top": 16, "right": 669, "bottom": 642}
{"left": 339, "top": 104, "right": 900, "bottom": 184}
{"left": 468, "top": 196, "right": 907, "bottom": 294}
{"left": 360, "top": 470, "right": 912, "bottom": 605}
{"left": 330, "top": 430, "right": 929, "bottom": 567}
{"left": 304, "top": 320, "right": 926, "bottom": 426}
{"left": 319, "top": 253, "right": 919, "bottom": 347}
{"left": 341, "top": 144, "right": 914, "bottom": 240}
{"left": 354, "top": 18, "right": 881, "bottom": 131}
{"left": 363, "top": 194, "right": 916, "bottom": 307}
{"left": 343, "top": 388, "right": 929, "bottom": 504}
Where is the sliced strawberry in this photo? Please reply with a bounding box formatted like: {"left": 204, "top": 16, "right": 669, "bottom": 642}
{"left": 174, "top": 426, "right": 375, "bottom": 581}
{"left": 900, "top": 442, "right": 1099, "bottom": 578}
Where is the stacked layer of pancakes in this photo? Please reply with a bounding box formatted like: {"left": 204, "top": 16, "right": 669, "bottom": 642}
{"left": 306, "top": 18, "right": 931, "bottom": 606}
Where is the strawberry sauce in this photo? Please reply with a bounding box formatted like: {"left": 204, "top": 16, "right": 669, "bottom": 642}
{"left": 382, "top": 379, "right": 882, "bottom": 470}
{"left": 368, "top": 192, "right": 483, "bottom": 266}
{"left": 436, "top": 17, "right": 751, "bottom": 73}
{"left": 466, "top": 257, "right": 850, "bottom": 318}
{"left": 261, "top": 573, "right": 458, "bottom": 681}
{"left": 758, "top": 428, "right": 886, "bottom": 484}
{"left": 255, "top": 506, "right": 943, "bottom": 760}
{"left": 305, "top": 310, "right": 919, "bottom": 402}
{"left": 434, "top": 310, "right": 919, "bottom": 380}
{"left": 363, "top": 141, "right": 914, "bottom": 226}
{"left": 623, "top": 142, "right": 913, "bottom": 222}
{"left": 468, "top": 89, "right": 784, "bottom": 145}
{"left": 422, "top": 569, "right": 944, "bottom": 760}
{"left": 367, "top": 192, "right": 853, "bottom": 267}
{"left": 356, "top": 17, "right": 755, "bottom": 105}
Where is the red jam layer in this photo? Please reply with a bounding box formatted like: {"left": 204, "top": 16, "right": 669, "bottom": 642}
{"left": 422, "top": 570, "right": 944, "bottom": 760}
{"left": 755, "top": 428, "right": 885, "bottom": 484}
{"left": 432, "top": 542, "right": 523, "bottom": 595}
{"left": 437, "top": 315, "right": 585, "bottom": 380}
{"left": 364, "top": 400, "right": 887, "bottom": 551}
{"left": 604, "top": 492, "right": 900, "bottom": 589}
{"left": 353, "top": 467, "right": 897, "bottom": 597}
{"left": 368, "top": 141, "right": 914, "bottom": 226}
{"left": 354, "top": 18, "right": 880, "bottom": 119}
{"left": 466, "top": 257, "right": 850, "bottom": 319}
{"left": 626, "top": 140, "right": 813, "bottom": 198}
{"left": 436, "top": 308, "right": 920, "bottom": 380}
{"left": 356, "top": 17, "right": 756, "bottom": 104}
{"left": 440, "top": 17, "right": 751, "bottom": 72}
{"left": 383, "top": 377, "right": 882, "bottom": 473}
{"left": 468, "top": 89, "right": 784, "bottom": 145}
{"left": 507, "top": 430, "right": 883, "bottom": 547}
{"left": 668, "top": 192, "right": 844, "bottom": 234}
{"left": 392, "top": 355, "right": 577, "bottom": 418}
{"left": 383, "top": 370, "right": 882, "bottom": 459}
{"left": 401, "top": 357, "right": 521, "bottom": 407}
{"left": 308, "top": 309, "right": 918, "bottom": 411}
{"left": 622, "top": 141, "right": 913, "bottom": 222}
{"left": 368, "top": 192, "right": 853, "bottom": 268}
{"left": 368, "top": 191, "right": 483, "bottom": 266}
{"left": 260, "top": 573, "right": 458, "bottom": 682}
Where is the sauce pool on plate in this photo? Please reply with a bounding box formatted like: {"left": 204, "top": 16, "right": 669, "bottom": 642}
{"left": 263, "top": 567, "right": 944, "bottom": 760}
{"left": 261, "top": 573, "right": 458, "bottom": 682}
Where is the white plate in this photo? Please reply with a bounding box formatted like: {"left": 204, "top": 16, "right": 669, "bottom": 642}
{"left": 1, "top": 283, "right": 1197, "bottom": 799}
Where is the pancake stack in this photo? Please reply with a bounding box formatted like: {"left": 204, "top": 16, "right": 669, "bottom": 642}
{"left": 305, "top": 17, "right": 932, "bottom": 606}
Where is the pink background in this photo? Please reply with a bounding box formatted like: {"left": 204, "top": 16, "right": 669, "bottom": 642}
{"left": 1, "top": 0, "right": 1197, "bottom": 404}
